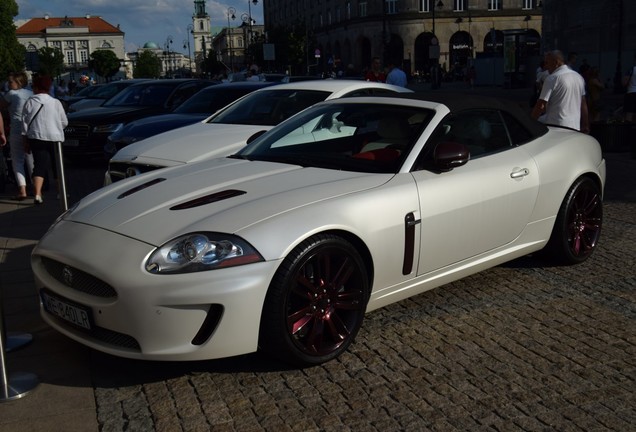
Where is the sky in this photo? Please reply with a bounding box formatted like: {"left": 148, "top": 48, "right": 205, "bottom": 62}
{"left": 14, "top": 0, "right": 264, "bottom": 54}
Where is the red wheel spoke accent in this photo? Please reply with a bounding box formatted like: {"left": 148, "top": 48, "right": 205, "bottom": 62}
{"left": 333, "top": 290, "right": 363, "bottom": 310}
{"left": 306, "top": 317, "right": 325, "bottom": 352}
{"left": 323, "top": 310, "right": 350, "bottom": 343}
{"left": 288, "top": 307, "right": 313, "bottom": 334}
{"left": 327, "top": 256, "right": 353, "bottom": 290}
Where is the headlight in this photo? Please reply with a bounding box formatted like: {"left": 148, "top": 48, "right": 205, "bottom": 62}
{"left": 145, "top": 232, "right": 263, "bottom": 274}
{"left": 93, "top": 123, "right": 124, "bottom": 134}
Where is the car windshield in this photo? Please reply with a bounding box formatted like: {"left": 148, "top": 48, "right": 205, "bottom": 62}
{"left": 74, "top": 85, "right": 101, "bottom": 97}
{"left": 209, "top": 89, "right": 330, "bottom": 126}
{"left": 173, "top": 87, "right": 258, "bottom": 115}
{"left": 104, "top": 83, "right": 174, "bottom": 107}
{"left": 233, "top": 102, "right": 435, "bottom": 174}
{"left": 89, "top": 83, "right": 129, "bottom": 99}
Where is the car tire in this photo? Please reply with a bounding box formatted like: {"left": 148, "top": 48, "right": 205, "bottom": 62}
{"left": 259, "top": 234, "right": 369, "bottom": 366}
{"left": 543, "top": 176, "right": 603, "bottom": 265}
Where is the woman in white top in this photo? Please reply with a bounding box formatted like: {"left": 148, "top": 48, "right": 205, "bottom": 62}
{"left": 1, "top": 71, "right": 34, "bottom": 200}
{"left": 623, "top": 59, "right": 636, "bottom": 123}
{"left": 21, "top": 74, "right": 68, "bottom": 205}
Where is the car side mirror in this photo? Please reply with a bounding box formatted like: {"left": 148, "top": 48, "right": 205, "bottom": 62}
{"left": 433, "top": 141, "right": 470, "bottom": 171}
{"left": 246, "top": 130, "right": 267, "bottom": 144}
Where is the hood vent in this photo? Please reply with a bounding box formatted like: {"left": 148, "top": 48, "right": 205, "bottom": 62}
{"left": 170, "top": 189, "right": 246, "bottom": 210}
{"left": 117, "top": 178, "right": 166, "bottom": 199}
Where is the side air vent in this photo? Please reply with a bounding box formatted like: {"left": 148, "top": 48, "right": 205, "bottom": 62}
{"left": 117, "top": 178, "right": 166, "bottom": 199}
{"left": 170, "top": 190, "right": 246, "bottom": 210}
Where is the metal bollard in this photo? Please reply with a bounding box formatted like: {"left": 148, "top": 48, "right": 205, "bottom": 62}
{"left": 1, "top": 302, "right": 39, "bottom": 401}
{"left": 55, "top": 141, "right": 68, "bottom": 212}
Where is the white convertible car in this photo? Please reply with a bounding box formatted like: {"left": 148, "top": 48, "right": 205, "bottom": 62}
{"left": 32, "top": 93, "right": 605, "bottom": 366}
{"left": 105, "top": 80, "right": 411, "bottom": 184}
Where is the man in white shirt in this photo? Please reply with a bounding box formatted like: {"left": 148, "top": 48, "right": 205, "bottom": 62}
{"left": 531, "top": 50, "right": 589, "bottom": 133}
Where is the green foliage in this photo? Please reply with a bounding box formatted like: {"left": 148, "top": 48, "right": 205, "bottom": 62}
{"left": 0, "top": 0, "right": 27, "bottom": 78}
{"left": 134, "top": 50, "right": 162, "bottom": 78}
{"left": 89, "top": 50, "right": 121, "bottom": 81}
{"left": 37, "top": 46, "right": 65, "bottom": 77}
{"left": 202, "top": 50, "right": 226, "bottom": 77}
{"left": 265, "top": 25, "right": 309, "bottom": 74}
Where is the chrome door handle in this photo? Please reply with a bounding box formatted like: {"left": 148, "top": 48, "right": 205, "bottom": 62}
{"left": 510, "top": 168, "right": 530, "bottom": 178}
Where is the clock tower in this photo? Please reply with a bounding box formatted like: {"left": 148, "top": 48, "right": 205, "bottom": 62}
{"left": 192, "top": 0, "right": 211, "bottom": 74}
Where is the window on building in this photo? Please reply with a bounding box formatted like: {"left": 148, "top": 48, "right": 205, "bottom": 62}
{"left": 488, "top": 0, "right": 502, "bottom": 10}
{"left": 454, "top": 0, "right": 465, "bottom": 11}
{"left": 386, "top": 0, "right": 398, "bottom": 14}
{"left": 359, "top": 1, "right": 367, "bottom": 17}
{"left": 522, "top": 0, "right": 535, "bottom": 9}
{"left": 79, "top": 50, "right": 89, "bottom": 64}
{"left": 65, "top": 50, "right": 75, "bottom": 65}
{"left": 346, "top": 1, "right": 351, "bottom": 19}
{"left": 420, "top": 0, "right": 430, "bottom": 12}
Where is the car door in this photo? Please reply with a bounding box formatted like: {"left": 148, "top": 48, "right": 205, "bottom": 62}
{"left": 411, "top": 110, "right": 540, "bottom": 275}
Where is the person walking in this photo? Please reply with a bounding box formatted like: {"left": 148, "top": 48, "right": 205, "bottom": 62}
{"left": 1, "top": 71, "right": 34, "bottom": 200}
{"left": 21, "top": 74, "right": 68, "bottom": 205}
{"left": 0, "top": 110, "right": 6, "bottom": 147}
{"left": 531, "top": 50, "right": 589, "bottom": 133}
{"left": 622, "top": 53, "right": 636, "bottom": 123}
{"left": 364, "top": 57, "right": 386, "bottom": 82}
{"left": 586, "top": 67, "right": 605, "bottom": 123}
{"left": 386, "top": 59, "right": 407, "bottom": 87}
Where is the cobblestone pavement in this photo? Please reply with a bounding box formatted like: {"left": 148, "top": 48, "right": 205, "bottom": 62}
{"left": 72, "top": 151, "right": 634, "bottom": 432}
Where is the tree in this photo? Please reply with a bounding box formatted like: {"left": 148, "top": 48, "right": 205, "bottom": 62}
{"left": 266, "top": 25, "right": 309, "bottom": 75}
{"left": 36, "top": 46, "right": 64, "bottom": 77}
{"left": 89, "top": 50, "right": 121, "bottom": 81}
{"left": 0, "top": 0, "right": 26, "bottom": 78}
{"left": 134, "top": 50, "right": 162, "bottom": 78}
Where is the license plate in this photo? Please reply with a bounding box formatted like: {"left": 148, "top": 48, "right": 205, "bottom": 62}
{"left": 64, "top": 139, "right": 79, "bottom": 147}
{"left": 41, "top": 291, "right": 92, "bottom": 330}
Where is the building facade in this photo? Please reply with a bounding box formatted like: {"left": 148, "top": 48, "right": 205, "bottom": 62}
{"left": 15, "top": 15, "right": 128, "bottom": 82}
{"left": 126, "top": 42, "right": 194, "bottom": 78}
{"left": 263, "top": 0, "right": 543, "bottom": 80}
{"left": 211, "top": 23, "right": 266, "bottom": 72}
{"left": 540, "top": 0, "right": 636, "bottom": 91}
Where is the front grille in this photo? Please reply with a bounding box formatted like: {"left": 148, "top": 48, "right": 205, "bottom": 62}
{"left": 64, "top": 123, "right": 90, "bottom": 139}
{"left": 108, "top": 162, "right": 162, "bottom": 183}
{"left": 41, "top": 256, "right": 118, "bottom": 298}
{"left": 48, "top": 312, "right": 141, "bottom": 351}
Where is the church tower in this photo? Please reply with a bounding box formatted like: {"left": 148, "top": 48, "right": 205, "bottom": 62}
{"left": 192, "top": 0, "right": 211, "bottom": 74}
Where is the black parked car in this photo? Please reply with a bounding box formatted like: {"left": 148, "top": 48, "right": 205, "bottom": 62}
{"left": 66, "top": 79, "right": 149, "bottom": 113}
{"left": 62, "top": 79, "right": 219, "bottom": 162}
{"left": 104, "top": 81, "right": 274, "bottom": 156}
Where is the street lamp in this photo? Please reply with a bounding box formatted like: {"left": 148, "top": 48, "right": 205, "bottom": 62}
{"left": 227, "top": 7, "right": 236, "bottom": 72}
{"left": 432, "top": 0, "right": 444, "bottom": 36}
{"left": 245, "top": 0, "right": 258, "bottom": 68}
{"left": 185, "top": 24, "right": 193, "bottom": 75}
{"left": 165, "top": 35, "right": 173, "bottom": 78}
{"left": 247, "top": 0, "right": 258, "bottom": 45}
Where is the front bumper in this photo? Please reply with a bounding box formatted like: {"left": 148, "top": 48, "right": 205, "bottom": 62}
{"left": 31, "top": 220, "right": 279, "bottom": 361}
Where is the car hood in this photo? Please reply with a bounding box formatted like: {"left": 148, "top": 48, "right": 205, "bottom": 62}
{"left": 112, "top": 123, "right": 270, "bottom": 165}
{"left": 68, "top": 106, "right": 156, "bottom": 122}
{"left": 67, "top": 158, "right": 391, "bottom": 246}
